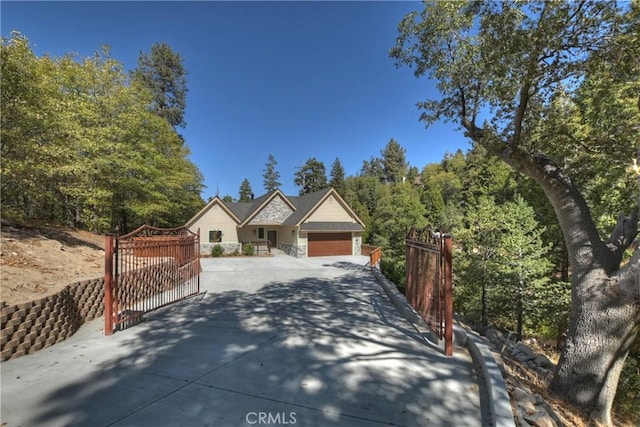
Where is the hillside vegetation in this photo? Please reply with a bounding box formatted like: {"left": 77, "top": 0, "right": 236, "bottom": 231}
{"left": 3, "top": 3, "right": 639, "bottom": 423}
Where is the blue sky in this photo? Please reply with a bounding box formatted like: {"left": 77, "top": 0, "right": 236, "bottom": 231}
{"left": 2, "top": 1, "right": 470, "bottom": 200}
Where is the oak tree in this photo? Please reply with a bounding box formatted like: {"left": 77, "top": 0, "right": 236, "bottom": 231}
{"left": 391, "top": 1, "right": 640, "bottom": 423}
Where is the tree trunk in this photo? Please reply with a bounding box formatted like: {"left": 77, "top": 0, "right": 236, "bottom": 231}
{"left": 516, "top": 284, "right": 523, "bottom": 343}
{"left": 482, "top": 263, "right": 488, "bottom": 327}
{"left": 463, "top": 126, "right": 640, "bottom": 425}
{"left": 549, "top": 269, "right": 640, "bottom": 425}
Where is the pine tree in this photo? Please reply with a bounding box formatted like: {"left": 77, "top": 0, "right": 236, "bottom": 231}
{"left": 132, "top": 42, "right": 188, "bottom": 129}
{"left": 238, "top": 178, "right": 253, "bottom": 202}
{"left": 381, "top": 138, "right": 408, "bottom": 184}
{"left": 263, "top": 154, "right": 281, "bottom": 192}
{"left": 294, "top": 158, "right": 327, "bottom": 195}
{"left": 360, "top": 156, "right": 385, "bottom": 182}
{"left": 329, "top": 157, "right": 346, "bottom": 194}
{"left": 497, "top": 195, "right": 553, "bottom": 341}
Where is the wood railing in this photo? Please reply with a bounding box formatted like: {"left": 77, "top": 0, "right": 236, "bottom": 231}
{"left": 243, "top": 241, "right": 271, "bottom": 255}
{"left": 362, "top": 245, "right": 382, "bottom": 267}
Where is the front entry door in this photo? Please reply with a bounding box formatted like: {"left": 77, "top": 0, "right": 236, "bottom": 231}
{"left": 267, "top": 230, "right": 277, "bottom": 248}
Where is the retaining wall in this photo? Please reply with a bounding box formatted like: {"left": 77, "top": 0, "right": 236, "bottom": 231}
{"left": 1, "top": 278, "right": 105, "bottom": 361}
{"left": 0, "top": 260, "right": 194, "bottom": 362}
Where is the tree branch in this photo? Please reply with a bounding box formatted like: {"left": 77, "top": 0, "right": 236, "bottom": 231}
{"left": 613, "top": 243, "right": 640, "bottom": 301}
{"left": 461, "top": 117, "right": 484, "bottom": 141}
{"left": 606, "top": 209, "right": 639, "bottom": 270}
{"left": 470, "top": 133, "right": 609, "bottom": 277}
{"left": 512, "top": 2, "right": 550, "bottom": 148}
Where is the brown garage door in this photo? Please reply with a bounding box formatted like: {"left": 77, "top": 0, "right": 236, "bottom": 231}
{"left": 308, "top": 233, "right": 352, "bottom": 257}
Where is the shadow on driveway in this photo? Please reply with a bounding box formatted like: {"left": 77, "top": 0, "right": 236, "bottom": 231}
{"left": 1, "top": 261, "right": 481, "bottom": 427}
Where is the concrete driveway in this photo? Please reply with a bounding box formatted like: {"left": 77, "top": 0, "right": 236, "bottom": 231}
{"left": 1, "top": 255, "right": 481, "bottom": 426}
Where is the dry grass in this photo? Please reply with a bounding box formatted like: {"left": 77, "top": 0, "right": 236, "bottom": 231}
{"left": 499, "top": 346, "right": 636, "bottom": 427}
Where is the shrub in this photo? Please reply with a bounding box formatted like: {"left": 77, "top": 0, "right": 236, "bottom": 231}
{"left": 242, "top": 242, "right": 254, "bottom": 256}
{"left": 211, "top": 244, "right": 224, "bottom": 257}
{"left": 380, "top": 258, "right": 406, "bottom": 293}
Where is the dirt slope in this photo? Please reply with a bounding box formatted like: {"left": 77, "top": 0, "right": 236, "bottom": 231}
{"left": 1, "top": 222, "right": 105, "bottom": 306}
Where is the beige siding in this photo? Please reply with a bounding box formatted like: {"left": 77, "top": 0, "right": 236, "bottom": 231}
{"left": 279, "top": 226, "right": 296, "bottom": 245}
{"left": 240, "top": 227, "right": 266, "bottom": 243}
{"left": 307, "top": 195, "right": 356, "bottom": 222}
{"left": 188, "top": 203, "right": 239, "bottom": 243}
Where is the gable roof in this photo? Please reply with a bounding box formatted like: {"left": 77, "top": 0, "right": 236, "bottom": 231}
{"left": 185, "top": 187, "right": 365, "bottom": 229}
{"left": 284, "top": 187, "right": 365, "bottom": 227}
{"left": 237, "top": 189, "right": 297, "bottom": 227}
{"left": 185, "top": 196, "right": 241, "bottom": 228}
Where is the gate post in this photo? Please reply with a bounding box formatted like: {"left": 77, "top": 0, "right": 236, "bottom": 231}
{"left": 104, "top": 234, "right": 114, "bottom": 336}
{"left": 443, "top": 235, "right": 453, "bottom": 356}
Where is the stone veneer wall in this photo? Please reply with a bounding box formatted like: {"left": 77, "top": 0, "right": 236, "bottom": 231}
{"left": 1, "top": 278, "right": 105, "bottom": 362}
{"left": 200, "top": 242, "right": 241, "bottom": 256}
{"left": 278, "top": 242, "right": 306, "bottom": 258}
{"left": 353, "top": 242, "right": 362, "bottom": 256}
{"left": 248, "top": 197, "right": 293, "bottom": 225}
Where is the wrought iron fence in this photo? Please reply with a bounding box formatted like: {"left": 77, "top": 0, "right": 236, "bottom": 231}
{"left": 104, "top": 225, "right": 201, "bottom": 335}
{"left": 405, "top": 226, "right": 453, "bottom": 355}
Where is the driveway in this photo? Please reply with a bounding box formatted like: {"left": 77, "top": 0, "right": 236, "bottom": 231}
{"left": 1, "top": 255, "right": 481, "bottom": 426}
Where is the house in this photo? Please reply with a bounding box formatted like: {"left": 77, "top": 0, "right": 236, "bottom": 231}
{"left": 186, "top": 187, "right": 365, "bottom": 257}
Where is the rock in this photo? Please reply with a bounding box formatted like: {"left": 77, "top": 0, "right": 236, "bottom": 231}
{"left": 524, "top": 410, "right": 557, "bottom": 427}
{"left": 516, "top": 399, "right": 537, "bottom": 417}
{"left": 516, "top": 352, "right": 534, "bottom": 363}
{"left": 513, "top": 386, "right": 538, "bottom": 417}
{"left": 512, "top": 386, "right": 534, "bottom": 400}
{"left": 536, "top": 368, "right": 552, "bottom": 381}
{"left": 486, "top": 328, "right": 505, "bottom": 345}
{"left": 533, "top": 354, "right": 555, "bottom": 370}
{"left": 540, "top": 402, "right": 564, "bottom": 426}
{"left": 514, "top": 342, "right": 535, "bottom": 357}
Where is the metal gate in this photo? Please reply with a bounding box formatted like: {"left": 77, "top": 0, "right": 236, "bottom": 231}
{"left": 104, "top": 225, "right": 201, "bottom": 335}
{"left": 405, "top": 226, "right": 453, "bottom": 355}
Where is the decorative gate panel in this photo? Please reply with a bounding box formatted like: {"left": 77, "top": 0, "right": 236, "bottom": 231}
{"left": 405, "top": 227, "right": 453, "bottom": 355}
{"left": 104, "top": 225, "right": 201, "bottom": 335}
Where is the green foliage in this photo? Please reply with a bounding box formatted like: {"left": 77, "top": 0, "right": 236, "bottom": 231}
{"left": 239, "top": 178, "right": 253, "bottom": 202}
{"left": 359, "top": 156, "right": 385, "bottom": 182}
{"left": 329, "top": 157, "right": 346, "bottom": 195}
{"left": 242, "top": 242, "right": 254, "bottom": 256}
{"left": 0, "top": 33, "right": 204, "bottom": 233}
{"left": 455, "top": 193, "right": 561, "bottom": 338}
{"left": 494, "top": 196, "right": 554, "bottom": 340}
{"left": 420, "top": 152, "right": 465, "bottom": 232}
{"left": 380, "top": 138, "right": 408, "bottom": 184}
{"left": 211, "top": 244, "right": 224, "bottom": 257}
{"left": 132, "top": 42, "right": 188, "bottom": 129}
{"left": 369, "top": 183, "right": 425, "bottom": 289}
{"left": 380, "top": 258, "right": 406, "bottom": 293}
{"left": 263, "top": 154, "right": 281, "bottom": 192}
{"left": 294, "top": 157, "right": 328, "bottom": 195}
{"left": 391, "top": 3, "right": 639, "bottom": 420}
{"left": 455, "top": 196, "right": 504, "bottom": 326}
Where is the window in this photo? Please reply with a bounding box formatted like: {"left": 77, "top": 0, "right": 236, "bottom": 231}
{"left": 258, "top": 227, "right": 265, "bottom": 239}
{"left": 209, "top": 230, "right": 222, "bottom": 243}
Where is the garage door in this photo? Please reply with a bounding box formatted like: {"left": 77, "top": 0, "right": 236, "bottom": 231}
{"left": 308, "top": 232, "right": 352, "bottom": 257}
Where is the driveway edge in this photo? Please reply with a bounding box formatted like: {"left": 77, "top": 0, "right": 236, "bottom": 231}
{"left": 369, "top": 267, "right": 516, "bottom": 427}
